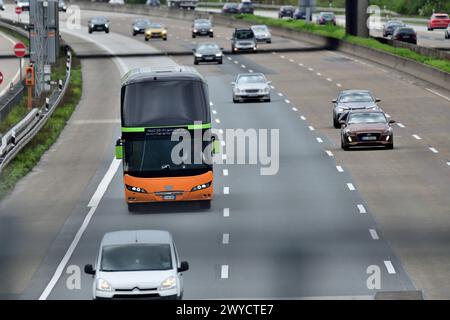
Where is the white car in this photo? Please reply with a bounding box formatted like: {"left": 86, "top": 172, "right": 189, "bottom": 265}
{"left": 251, "top": 25, "right": 272, "bottom": 43}
{"left": 232, "top": 73, "right": 272, "bottom": 103}
{"left": 84, "top": 230, "right": 189, "bottom": 300}
{"left": 109, "top": 0, "right": 125, "bottom": 4}
{"left": 445, "top": 24, "right": 450, "bottom": 39}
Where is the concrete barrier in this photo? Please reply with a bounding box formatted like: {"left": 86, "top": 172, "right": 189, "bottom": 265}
{"left": 74, "top": 2, "right": 450, "bottom": 91}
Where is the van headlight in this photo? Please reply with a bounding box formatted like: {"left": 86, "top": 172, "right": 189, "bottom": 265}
{"left": 161, "top": 276, "right": 176, "bottom": 290}
{"left": 97, "top": 279, "right": 112, "bottom": 292}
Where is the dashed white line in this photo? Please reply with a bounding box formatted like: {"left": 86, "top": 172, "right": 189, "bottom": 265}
{"left": 221, "top": 265, "right": 229, "bottom": 279}
{"left": 384, "top": 261, "right": 396, "bottom": 274}
{"left": 447, "top": 161, "right": 450, "bottom": 167}
{"left": 280, "top": 55, "right": 285, "bottom": 59}
{"left": 316, "top": 137, "right": 323, "bottom": 143}
{"left": 412, "top": 134, "right": 422, "bottom": 140}
{"left": 300, "top": 115, "right": 307, "bottom": 121}
{"left": 222, "top": 233, "right": 230, "bottom": 244}
{"left": 285, "top": 99, "right": 291, "bottom": 104}
{"left": 222, "top": 154, "right": 227, "bottom": 160}
{"left": 336, "top": 166, "right": 344, "bottom": 172}
{"left": 219, "top": 129, "right": 224, "bottom": 135}
{"left": 215, "top": 119, "right": 221, "bottom": 124}
{"left": 308, "top": 126, "right": 315, "bottom": 131}
{"left": 278, "top": 92, "right": 283, "bottom": 97}
{"left": 241, "top": 64, "right": 246, "bottom": 68}
{"left": 325, "top": 150, "right": 334, "bottom": 157}
{"left": 234, "top": 61, "right": 238, "bottom": 64}
{"left": 347, "top": 183, "right": 356, "bottom": 191}
{"left": 227, "top": 57, "right": 232, "bottom": 61}
{"left": 212, "top": 110, "right": 217, "bottom": 115}
{"left": 298, "top": 63, "right": 304, "bottom": 67}
{"left": 223, "top": 208, "right": 230, "bottom": 217}
{"left": 210, "top": 102, "right": 214, "bottom": 106}
{"left": 249, "top": 69, "right": 253, "bottom": 73}
{"left": 429, "top": 147, "right": 439, "bottom": 154}
{"left": 357, "top": 204, "right": 367, "bottom": 214}
{"left": 270, "top": 85, "right": 275, "bottom": 89}
{"left": 292, "top": 107, "right": 298, "bottom": 111}
{"left": 326, "top": 78, "right": 332, "bottom": 82}
{"left": 397, "top": 123, "right": 405, "bottom": 128}
{"left": 223, "top": 169, "right": 229, "bottom": 176}
{"left": 289, "top": 59, "right": 294, "bottom": 62}
{"left": 385, "top": 113, "right": 391, "bottom": 118}
{"left": 369, "top": 229, "right": 379, "bottom": 240}
{"left": 223, "top": 187, "right": 230, "bottom": 194}
{"left": 426, "top": 88, "right": 450, "bottom": 102}
{"left": 316, "top": 72, "right": 322, "bottom": 76}
{"left": 336, "top": 83, "right": 342, "bottom": 88}
{"left": 308, "top": 67, "right": 314, "bottom": 71}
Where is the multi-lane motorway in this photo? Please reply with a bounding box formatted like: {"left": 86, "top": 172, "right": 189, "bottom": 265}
{"left": 1, "top": 5, "right": 450, "bottom": 299}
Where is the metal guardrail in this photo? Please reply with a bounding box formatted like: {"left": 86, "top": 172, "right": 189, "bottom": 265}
{"left": 0, "top": 83, "right": 25, "bottom": 122}
{"left": 0, "top": 51, "right": 73, "bottom": 174}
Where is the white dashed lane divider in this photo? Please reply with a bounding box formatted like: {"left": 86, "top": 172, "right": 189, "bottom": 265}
{"left": 412, "top": 134, "right": 422, "bottom": 140}
{"left": 397, "top": 123, "right": 405, "bottom": 128}
{"left": 347, "top": 183, "right": 356, "bottom": 191}
{"left": 336, "top": 166, "right": 344, "bottom": 173}
{"left": 316, "top": 137, "right": 323, "bottom": 143}
{"left": 221, "top": 265, "right": 229, "bottom": 279}
{"left": 325, "top": 150, "right": 334, "bottom": 157}
{"left": 384, "top": 261, "right": 396, "bottom": 274}
{"left": 292, "top": 107, "right": 298, "bottom": 112}
{"left": 300, "top": 116, "right": 307, "bottom": 121}
{"left": 308, "top": 126, "right": 315, "bottom": 131}
{"left": 223, "top": 169, "right": 228, "bottom": 176}
{"left": 223, "top": 208, "right": 230, "bottom": 217}
{"left": 222, "top": 233, "right": 230, "bottom": 245}
{"left": 429, "top": 147, "right": 439, "bottom": 154}
{"left": 369, "top": 229, "right": 379, "bottom": 240}
{"left": 223, "top": 187, "right": 230, "bottom": 194}
{"left": 357, "top": 204, "right": 367, "bottom": 214}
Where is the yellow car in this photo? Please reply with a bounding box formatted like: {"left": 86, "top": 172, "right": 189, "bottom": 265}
{"left": 145, "top": 23, "right": 167, "bottom": 41}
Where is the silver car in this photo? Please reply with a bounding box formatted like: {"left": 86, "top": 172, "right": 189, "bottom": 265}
{"left": 84, "top": 230, "right": 189, "bottom": 300}
{"left": 232, "top": 73, "right": 271, "bottom": 103}
{"left": 251, "top": 25, "right": 272, "bottom": 43}
{"left": 332, "top": 90, "right": 381, "bottom": 128}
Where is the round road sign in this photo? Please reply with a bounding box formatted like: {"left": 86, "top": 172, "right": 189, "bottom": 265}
{"left": 0, "top": 72, "right": 3, "bottom": 85}
{"left": 14, "top": 42, "right": 27, "bottom": 58}
{"left": 15, "top": 6, "right": 22, "bottom": 15}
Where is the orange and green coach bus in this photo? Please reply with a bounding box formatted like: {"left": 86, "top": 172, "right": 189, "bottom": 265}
{"left": 115, "top": 67, "right": 217, "bottom": 211}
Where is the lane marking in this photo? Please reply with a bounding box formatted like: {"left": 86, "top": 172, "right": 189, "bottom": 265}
{"left": 270, "top": 85, "right": 275, "bottom": 89}
{"left": 385, "top": 113, "right": 391, "bottom": 118}
{"left": 292, "top": 107, "right": 298, "bottom": 111}
{"left": 227, "top": 57, "right": 232, "bottom": 61}
{"left": 308, "top": 126, "right": 315, "bottom": 131}
{"left": 325, "top": 150, "right": 334, "bottom": 157}
{"left": 219, "top": 129, "right": 224, "bottom": 134}
{"left": 300, "top": 116, "right": 306, "bottom": 121}
{"left": 285, "top": 99, "right": 291, "bottom": 104}
{"left": 447, "top": 161, "right": 450, "bottom": 167}
{"left": 249, "top": 69, "right": 253, "bottom": 73}
{"left": 223, "top": 187, "right": 230, "bottom": 194}
{"left": 223, "top": 169, "right": 229, "bottom": 176}
{"left": 316, "top": 137, "right": 323, "bottom": 143}
{"left": 347, "top": 183, "right": 356, "bottom": 191}
{"left": 210, "top": 101, "right": 214, "bottom": 106}
{"left": 336, "top": 83, "right": 342, "bottom": 88}
{"left": 429, "top": 147, "right": 439, "bottom": 154}
{"left": 223, "top": 208, "right": 230, "bottom": 217}
{"left": 326, "top": 78, "right": 332, "bottom": 82}
{"left": 40, "top": 158, "right": 122, "bottom": 300}
{"left": 222, "top": 154, "right": 227, "bottom": 160}
{"left": 316, "top": 72, "right": 322, "bottom": 76}
{"left": 221, "top": 265, "right": 229, "bottom": 279}
{"left": 336, "top": 166, "right": 344, "bottom": 172}
{"left": 289, "top": 58, "right": 294, "bottom": 62}
{"left": 241, "top": 64, "right": 246, "bottom": 68}
{"left": 412, "top": 134, "right": 422, "bottom": 140}
{"left": 221, "top": 140, "right": 226, "bottom": 147}
{"left": 369, "top": 229, "right": 379, "bottom": 240}
{"left": 298, "top": 63, "right": 304, "bottom": 67}
{"left": 357, "top": 204, "right": 367, "bottom": 214}
{"left": 384, "top": 261, "right": 396, "bottom": 274}
{"left": 397, "top": 123, "right": 405, "bottom": 128}
{"left": 212, "top": 110, "right": 217, "bottom": 114}
{"left": 215, "top": 119, "right": 221, "bottom": 124}
{"left": 308, "top": 67, "right": 314, "bottom": 71}
{"left": 280, "top": 55, "right": 285, "bottom": 59}
{"left": 426, "top": 88, "right": 450, "bottom": 102}
{"left": 222, "top": 233, "right": 230, "bottom": 244}
{"left": 234, "top": 61, "right": 238, "bottom": 64}
{"left": 278, "top": 92, "right": 283, "bottom": 97}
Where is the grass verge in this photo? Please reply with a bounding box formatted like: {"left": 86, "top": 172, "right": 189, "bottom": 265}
{"left": 0, "top": 55, "right": 82, "bottom": 200}
{"left": 236, "top": 14, "right": 450, "bottom": 74}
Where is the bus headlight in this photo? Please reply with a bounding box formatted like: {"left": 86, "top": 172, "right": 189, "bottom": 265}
{"left": 191, "top": 182, "right": 211, "bottom": 191}
{"left": 126, "top": 185, "right": 148, "bottom": 193}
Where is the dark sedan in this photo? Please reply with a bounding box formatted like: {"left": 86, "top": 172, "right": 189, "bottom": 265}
{"left": 393, "top": 27, "right": 417, "bottom": 44}
{"left": 294, "top": 8, "right": 310, "bottom": 20}
{"left": 279, "top": 6, "right": 295, "bottom": 19}
{"left": 193, "top": 43, "right": 223, "bottom": 65}
{"left": 332, "top": 90, "right": 381, "bottom": 128}
{"left": 192, "top": 19, "right": 214, "bottom": 38}
{"left": 340, "top": 110, "right": 395, "bottom": 150}
{"left": 238, "top": 1, "right": 254, "bottom": 14}
{"left": 317, "top": 12, "right": 336, "bottom": 25}
{"left": 383, "top": 20, "right": 406, "bottom": 37}
{"left": 222, "top": 3, "right": 239, "bottom": 14}
{"left": 132, "top": 19, "right": 151, "bottom": 36}
{"left": 88, "top": 16, "right": 110, "bottom": 34}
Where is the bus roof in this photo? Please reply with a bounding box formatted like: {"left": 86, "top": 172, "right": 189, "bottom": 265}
{"left": 121, "top": 66, "right": 206, "bottom": 87}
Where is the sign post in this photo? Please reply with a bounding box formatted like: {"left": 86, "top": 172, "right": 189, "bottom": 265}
{"left": 14, "top": 42, "right": 27, "bottom": 83}
{"left": 15, "top": 6, "right": 22, "bottom": 23}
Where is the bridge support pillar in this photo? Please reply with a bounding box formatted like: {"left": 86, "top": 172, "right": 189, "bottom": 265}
{"left": 346, "top": 0, "right": 369, "bottom": 37}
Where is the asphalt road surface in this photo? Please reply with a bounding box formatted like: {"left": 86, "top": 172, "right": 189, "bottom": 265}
{"left": 0, "top": 6, "right": 450, "bottom": 300}
{"left": 0, "top": 31, "right": 21, "bottom": 97}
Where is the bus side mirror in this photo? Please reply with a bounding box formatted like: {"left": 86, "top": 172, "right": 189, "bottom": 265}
{"left": 115, "top": 138, "right": 123, "bottom": 160}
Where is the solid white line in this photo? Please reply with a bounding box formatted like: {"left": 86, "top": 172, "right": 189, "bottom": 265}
{"left": 300, "top": 116, "right": 306, "bottom": 121}
{"left": 369, "top": 229, "right": 379, "bottom": 240}
{"left": 223, "top": 169, "right": 229, "bottom": 176}
{"left": 221, "top": 265, "right": 229, "bottom": 279}
{"left": 325, "top": 150, "right": 334, "bottom": 157}
{"left": 412, "top": 134, "right": 422, "bottom": 140}
{"left": 222, "top": 233, "right": 230, "bottom": 244}
{"left": 336, "top": 166, "right": 344, "bottom": 172}
{"left": 285, "top": 99, "right": 291, "bottom": 104}
{"left": 292, "top": 107, "right": 298, "bottom": 111}
{"left": 384, "top": 261, "right": 396, "bottom": 274}
{"left": 308, "top": 126, "right": 315, "bottom": 131}
{"left": 278, "top": 92, "right": 283, "bottom": 97}
{"left": 316, "top": 137, "right": 323, "bottom": 143}
{"left": 223, "top": 208, "right": 230, "bottom": 217}
{"left": 347, "top": 183, "right": 355, "bottom": 191}
{"left": 223, "top": 187, "right": 230, "bottom": 194}
{"left": 397, "top": 123, "right": 405, "bottom": 128}
{"left": 426, "top": 88, "right": 450, "bottom": 102}
{"left": 88, "top": 158, "right": 122, "bottom": 208}
{"left": 215, "top": 119, "right": 221, "bottom": 124}
{"left": 357, "top": 204, "right": 367, "bottom": 214}
{"left": 429, "top": 147, "right": 439, "bottom": 154}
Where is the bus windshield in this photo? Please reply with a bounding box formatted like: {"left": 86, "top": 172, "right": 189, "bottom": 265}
{"left": 122, "top": 80, "right": 210, "bottom": 127}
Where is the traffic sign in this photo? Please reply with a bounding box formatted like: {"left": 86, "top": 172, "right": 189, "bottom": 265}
{"left": 0, "top": 72, "right": 3, "bottom": 85}
{"left": 14, "top": 42, "right": 27, "bottom": 58}
{"left": 15, "top": 6, "right": 22, "bottom": 15}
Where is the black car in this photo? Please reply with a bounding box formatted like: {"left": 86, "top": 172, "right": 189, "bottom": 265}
{"left": 238, "top": 1, "right": 254, "bottom": 14}
{"left": 383, "top": 20, "right": 406, "bottom": 37}
{"left": 393, "top": 27, "right": 417, "bottom": 44}
{"left": 132, "top": 19, "right": 151, "bottom": 36}
{"left": 279, "top": 6, "right": 295, "bottom": 19}
{"left": 192, "top": 19, "right": 213, "bottom": 38}
{"left": 222, "top": 3, "right": 239, "bottom": 14}
{"left": 88, "top": 16, "right": 110, "bottom": 34}
{"left": 193, "top": 43, "right": 223, "bottom": 65}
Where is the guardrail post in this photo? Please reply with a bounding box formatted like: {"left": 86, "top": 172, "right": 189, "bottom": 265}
{"left": 45, "top": 97, "right": 50, "bottom": 111}
{"left": 58, "top": 79, "right": 63, "bottom": 91}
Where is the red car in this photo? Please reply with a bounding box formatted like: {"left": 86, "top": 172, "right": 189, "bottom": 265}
{"left": 427, "top": 13, "right": 450, "bottom": 31}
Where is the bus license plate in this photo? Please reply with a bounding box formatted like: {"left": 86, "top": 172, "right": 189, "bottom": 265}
{"left": 163, "top": 195, "right": 176, "bottom": 200}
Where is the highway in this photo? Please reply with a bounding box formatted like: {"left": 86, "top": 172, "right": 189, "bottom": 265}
{"left": 0, "top": 5, "right": 450, "bottom": 299}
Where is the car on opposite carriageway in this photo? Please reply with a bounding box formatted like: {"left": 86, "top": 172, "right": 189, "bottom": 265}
{"left": 132, "top": 18, "right": 152, "bottom": 36}
{"left": 332, "top": 90, "right": 381, "bottom": 128}
{"left": 382, "top": 20, "right": 406, "bottom": 37}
